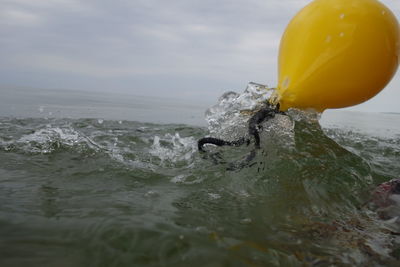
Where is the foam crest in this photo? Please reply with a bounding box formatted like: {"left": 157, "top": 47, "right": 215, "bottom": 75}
{"left": 0, "top": 123, "right": 102, "bottom": 154}
{"left": 15, "top": 126, "right": 83, "bottom": 153}
{"left": 205, "top": 82, "right": 275, "bottom": 140}
{"left": 204, "top": 82, "right": 298, "bottom": 147}
{"left": 150, "top": 133, "right": 197, "bottom": 164}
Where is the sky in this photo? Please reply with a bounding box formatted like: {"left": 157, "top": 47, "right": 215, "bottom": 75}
{"left": 1, "top": 0, "right": 400, "bottom": 112}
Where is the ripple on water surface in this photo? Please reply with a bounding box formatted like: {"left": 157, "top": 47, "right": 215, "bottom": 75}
{"left": 1, "top": 97, "right": 400, "bottom": 266}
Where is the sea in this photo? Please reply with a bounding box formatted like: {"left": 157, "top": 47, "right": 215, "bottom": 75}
{"left": 1, "top": 85, "right": 400, "bottom": 266}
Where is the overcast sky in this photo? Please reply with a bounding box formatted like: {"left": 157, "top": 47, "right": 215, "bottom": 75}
{"left": 1, "top": 0, "right": 399, "bottom": 112}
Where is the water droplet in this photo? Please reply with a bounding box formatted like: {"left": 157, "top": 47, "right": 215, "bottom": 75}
{"left": 282, "top": 77, "right": 290, "bottom": 89}
{"left": 137, "top": 127, "right": 147, "bottom": 132}
{"left": 39, "top": 106, "right": 44, "bottom": 113}
{"left": 339, "top": 13, "right": 345, "bottom": 19}
{"left": 382, "top": 10, "right": 386, "bottom": 15}
{"left": 118, "top": 120, "right": 122, "bottom": 124}
{"left": 179, "top": 235, "right": 184, "bottom": 240}
{"left": 171, "top": 174, "right": 186, "bottom": 183}
{"left": 325, "top": 35, "right": 332, "bottom": 43}
{"left": 208, "top": 193, "right": 221, "bottom": 200}
{"left": 240, "top": 218, "right": 252, "bottom": 225}
{"left": 144, "top": 190, "right": 159, "bottom": 198}
{"left": 339, "top": 32, "right": 345, "bottom": 37}
{"left": 238, "top": 190, "right": 250, "bottom": 198}
{"left": 98, "top": 119, "right": 104, "bottom": 124}
{"left": 195, "top": 226, "right": 207, "bottom": 233}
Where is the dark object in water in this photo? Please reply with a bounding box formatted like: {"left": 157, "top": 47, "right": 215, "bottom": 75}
{"left": 197, "top": 137, "right": 249, "bottom": 151}
{"left": 198, "top": 103, "right": 285, "bottom": 152}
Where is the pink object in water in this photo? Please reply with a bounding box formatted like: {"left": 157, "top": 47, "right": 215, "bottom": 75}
{"left": 372, "top": 179, "right": 400, "bottom": 208}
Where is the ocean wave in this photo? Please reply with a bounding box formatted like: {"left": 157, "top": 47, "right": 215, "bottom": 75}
{"left": 1, "top": 113, "right": 400, "bottom": 265}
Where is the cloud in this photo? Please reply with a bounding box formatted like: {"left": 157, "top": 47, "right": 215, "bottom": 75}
{"left": 1, "top": 0, "right": 400, "bottom": 111}
{"left": 3, "top": 0, "right": 91, "bottom": 12}
{"left": 0, "top": 7, "right": 43, "bottom": 26}
{"left": 0, "top": 0, "right": 308, "bottom": 78}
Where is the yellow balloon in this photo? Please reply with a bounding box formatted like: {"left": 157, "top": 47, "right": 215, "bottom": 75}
{"left": 277, "top": 0, "right": 400, "bottom": 112}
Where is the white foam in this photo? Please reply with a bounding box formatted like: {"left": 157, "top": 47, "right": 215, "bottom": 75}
{"left": 205, "top": 82, "right": 275, "bottom": 140}
{"left": 208, "top": 193, "right": 222, "bottom": 200}
{"left": 170, "top": 174, "right": 204, "bottom": 184}
{"left": 150, "top": 133, "right": 197, "bottom": 163}
{"left": 17, "top": 126, "right": 81, "bottom": 153}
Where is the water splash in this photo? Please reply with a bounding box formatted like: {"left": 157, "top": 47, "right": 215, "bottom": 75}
{"left": 13, "top": 125, "right": 87, "bottom": 154}
{"left": 150, "top": 133, "right": 197, "bottom": 164}
{"left": 205, "top": 82, "right": 276, "bottom": 140}
{"left": 204, "top": 82, "right": 298, "bottom": 149}
{"left": 1, "top": 113, "right": 399, "bottom": 265}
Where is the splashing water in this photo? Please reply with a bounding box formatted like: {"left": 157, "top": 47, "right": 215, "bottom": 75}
{"left": 205, "top": 82, "right": 276, "bottom": 139}
{"left": 204, "top": 82, "right": 299, "bottom": 151}
{"left": 1, "top": 87, "right": 400, "bottom": 266}
{"left": 150, "top": 133, "right": 197, "bottom": 164}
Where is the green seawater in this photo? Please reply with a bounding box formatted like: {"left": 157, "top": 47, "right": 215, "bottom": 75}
{"left": 1, "top": 88, "right": 400, "bottom": 266}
